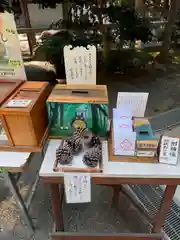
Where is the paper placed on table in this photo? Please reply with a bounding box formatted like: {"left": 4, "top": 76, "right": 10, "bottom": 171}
{"left": 113, "top": 131, "right": 136, "bottom": 156}
{"left": 116, "top": 92, "right": 149, "bottom": 117}
{"left": 64, "top": 173, "right": 91, "bottom": 203}
{"left": 159, "top": 136, "right": 179, "bottom": 165}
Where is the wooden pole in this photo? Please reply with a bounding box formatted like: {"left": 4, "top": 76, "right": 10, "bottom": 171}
{"left": 19, "top": 0, "right": 36, "bottom": 55}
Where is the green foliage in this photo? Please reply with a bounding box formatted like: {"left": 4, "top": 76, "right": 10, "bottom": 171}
{"left": 0, "top": 0, "right": 12, "bottom": 13}
{"left": 106, "top": 5, "right": 152, "bottom": 43}
{"left": 105, "top": 50, "right": 153, "bottom": 74}
{"left": 35, "top": 30, "right": 101, "bottom": 77}
{"left": 34, "top": 1, "right": 152, "bottom": 75}
{"left": 35, "top": 31, "right": 72, "bottom": 77}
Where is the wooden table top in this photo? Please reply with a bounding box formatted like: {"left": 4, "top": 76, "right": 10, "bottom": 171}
{"left": 0, "top": 151, "right": 32, "bottom": 172}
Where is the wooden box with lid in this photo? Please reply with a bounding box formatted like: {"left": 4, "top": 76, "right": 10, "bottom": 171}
{"left": 0, "top": 81, "right": 52, "bottom": 152}
{"left": 0, "top": 80, "right": 24, "bottom": 104}
{"left": 47, "top": 84, "right": 109, "bottom": 138}
{"left": 0, "top": 80, "right": 24, "bottom": 147}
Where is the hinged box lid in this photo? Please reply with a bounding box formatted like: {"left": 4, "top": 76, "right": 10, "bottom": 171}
{"left": 0, "top": 80, "right": 24, "bottom": 105}
{"left": 0, "top": 81, "right": 49, "bottom": 113}
{"left": 47, "top": 84, "right": 108, "bottom": 104}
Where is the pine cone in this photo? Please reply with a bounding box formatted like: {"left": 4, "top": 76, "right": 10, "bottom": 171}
{"left": 66, "top": 136, "right": 82, "bottom": 154}
{"left": 83, "top": 145, "right": 102, "bottom": 168}
{"left": 88, "top": 135, "right": 101, "bottom": 148}
{"left": 56, "top": 141, "right": 73, "bottom": 165}
{"left": 73, "top": 127, "right": 86, "bottom": 138}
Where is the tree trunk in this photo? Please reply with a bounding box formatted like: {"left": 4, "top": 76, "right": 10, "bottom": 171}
{"left": 62, "top": 1, "right": 70, "bottom": 21}
{"left": 162, "top": 0, "right": 169, "bottom": 18}
{"left": 19, "top": 0, "right": 36, "bottom": 55}
{"left": 134, "top": 0, "right": 145, "bottom": 16}
{"left": 158, "top": 0, "right": 176, "bottom": 63}
{"left": 97, "top": 0, "right": 109, "bottom": 63}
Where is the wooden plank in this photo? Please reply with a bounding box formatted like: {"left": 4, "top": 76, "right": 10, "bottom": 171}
{"left": 50, "top": 232, "right": 164, "bottom": 240}
{"left": 47, "top": 84, "right": 108, "bottom": 104}
{"left": 40, "top": 175, "right": 180, "bottom": 185}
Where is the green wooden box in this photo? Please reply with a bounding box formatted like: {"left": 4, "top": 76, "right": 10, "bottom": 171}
{"left": 47, "top": 84, "right": 109, "bottom": 138}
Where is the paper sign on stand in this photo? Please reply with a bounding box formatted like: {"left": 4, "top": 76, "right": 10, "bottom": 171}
{"left": 116, "top": 92, "right": 149, "bottom": 117}
{"left": 113, "top": 106, "right": 132, "bottom": 120}
{"left": 113, "top": 119, "right": 133, "bottom": 134}
{"left": 159, "top": 136, "right": 179, "bottom": 165}
{"left": 64, "top": 173, "right": 91, "bottom": 203}
{"left": 113, "top": 132, "right": 136, "bottom": 156}
{"left": 63, "top": 45, "right": 96, "bottom": 85}
{"left": 0, "top": 12, "right": 26, "bottom": 80}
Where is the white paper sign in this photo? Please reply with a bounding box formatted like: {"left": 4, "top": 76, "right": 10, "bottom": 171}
{"left": 113, "top": 107, "right": 132, "bottom": 120}
{"left": 113, "top": 132, "right": 136, "bottom": 156}
{"left": 0, "top": 12, "right": 26, "bottom": 80}
{"left": 159, "top": 136, "right": 179, "bottom": 165}
{"left": 64, "top": 173, "right": 91, "bottom": 203}
{"left": 64, "top": 45, "right": 96, "bottom": 85}
{"left": 6, "top": 99, "right": 32, "bottom": 108}
{"left": 113, "top": 119, "right": 133, "bottom": 134}
{"left": 116, "top": 92, "right": 149, "bottom": 117}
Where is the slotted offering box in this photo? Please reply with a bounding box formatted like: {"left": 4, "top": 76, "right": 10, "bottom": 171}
{"left": 0, "top": 81, "right": 52, "bottom": 152}
{"left": 47, "top": 84, "right": 109, "bottom": 138}
{"left": 0, "top": 80, "right": 24, "bottom": 146}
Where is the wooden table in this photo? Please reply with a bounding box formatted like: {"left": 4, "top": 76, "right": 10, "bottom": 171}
{"left": 0, "top": 151, "right": 43, "bottom": 235}
{"left": 39, "top": 139, "right": 180, "bottom": 240}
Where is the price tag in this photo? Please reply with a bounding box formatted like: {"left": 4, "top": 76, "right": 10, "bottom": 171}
{"left": 8, "top": 60, "right": 22, "bottom": 67}
{"left": 159, "top": 136, "right": 179, "bottom": 165}
{"left": 6, "top": 99, "right": 32, "bottom": 108}
{"left": 64, "top": 173, "right": 91, "bottom": 203}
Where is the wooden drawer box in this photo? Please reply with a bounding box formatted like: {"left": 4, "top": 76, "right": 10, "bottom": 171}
{"left": 47, "top": 84, "right": 109, "bottom": 138}
{"left": 0, "top": 81, "right": 52, "bottom": 152}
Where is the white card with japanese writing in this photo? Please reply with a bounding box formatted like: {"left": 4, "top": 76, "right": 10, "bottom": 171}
{"left": 113, "top": 106, "right": 132, "bottom": 120}
{"left": 6, "top": 99, "right": 32, "bottom": 108}
{"left": 0, "top": 12, "right": 26, "bottom": 80}
{"left": 113, "top": 132, "right": 136, "bottom": 156}
{"left": 159, "top": 136, "right": 179, "bottom": 165}
{"left": 116, "top": 92, "right": 149, "bottom": 117}
{"left": 64, "top": 45, "right": 96, "bottom": 85}
{"left": 64, "top": 173, "right": 91, "bottom": 203}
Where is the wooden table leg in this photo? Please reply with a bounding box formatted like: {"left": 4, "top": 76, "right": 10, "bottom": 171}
{"left": 112, "top": 185, "right": 122, "bottom": 207}
{"left": 152, "top": 185, "right": 177, "bottom": 233}
{"left": 50, "top": 183, "right": 64, "bottom": 232}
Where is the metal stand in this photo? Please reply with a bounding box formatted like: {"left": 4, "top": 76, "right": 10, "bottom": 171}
{"left": 3, "top": 172, "right": 35, "bottom": 234}
{"left": 2, "top": 151, "right": 45, "bottom": 235}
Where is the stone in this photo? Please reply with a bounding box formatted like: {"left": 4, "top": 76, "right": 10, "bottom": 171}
{"left": 24, "top": 61, "right": 58, "bottom": 84}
